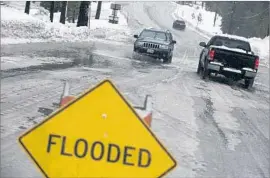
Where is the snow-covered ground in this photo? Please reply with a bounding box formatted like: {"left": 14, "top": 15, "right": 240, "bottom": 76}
{"left": 1, "top": 1, "right": 130, "bottom": 45}
{"left": 172, "top": 2, "right": 269, "bottom": 68}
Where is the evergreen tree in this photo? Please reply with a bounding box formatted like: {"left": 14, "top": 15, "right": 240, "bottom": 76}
{"left": 40, "top": 1, "right": 61, "bottom": 12}
{"left": 205, "top": 1, "right": 269, "bottom": 38}
{"left": 66, "top": 1, "right": 80, "bottom": 23}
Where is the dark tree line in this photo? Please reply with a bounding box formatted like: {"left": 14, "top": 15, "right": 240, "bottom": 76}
{"left": 25, "top": 1, "right": 103, "bottom": 26}
{"left": 204, "top": 1, "right": 269, "bottom": 38}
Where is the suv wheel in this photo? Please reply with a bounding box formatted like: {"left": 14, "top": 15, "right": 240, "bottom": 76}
{"left": 201, "top": 60, "right": 210, "bottom": 79}
{"left": 132, "top": 51, "right": 138, "bottom": 59}
{"left": 163, "top": 56, "right": 172, "bottom": 64}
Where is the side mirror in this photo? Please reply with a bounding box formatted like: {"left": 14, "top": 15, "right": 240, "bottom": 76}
{"left": 199, "top": 42, "right": 206, "bottom": 47}
{"left": 134, "top": 35, "right": 138, "bottom": 38}
{"left": 172, "top": 40, "right": 176, "bottom": 44}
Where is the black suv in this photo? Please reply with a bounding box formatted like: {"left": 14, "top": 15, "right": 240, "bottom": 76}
{"left": 173, "top": 19, "right": 186, "bottom": 30}
{"left": 133, "top": 28, "right": 176, "bottom": 63}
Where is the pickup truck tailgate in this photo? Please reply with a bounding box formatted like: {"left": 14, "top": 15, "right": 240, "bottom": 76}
{"left": 213, "top": 48, "right": 257, "bottom": 70}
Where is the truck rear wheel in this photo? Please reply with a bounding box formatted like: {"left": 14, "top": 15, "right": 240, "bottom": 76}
{"left": 197, "top": 60, "right": 202, "bottom": 74}
{"left": 244, "top": 78, "right": 254, "bottom": 89}
{"left": 201, "top": 61, "right": 210, "bottom": 79}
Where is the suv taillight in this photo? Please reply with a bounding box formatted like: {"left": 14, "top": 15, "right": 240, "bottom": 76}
{"left": 209, "top": 49, "right": 215, "bottom": 61}
{"left": 255, "top": 57, "right": 259, "bottom": 69}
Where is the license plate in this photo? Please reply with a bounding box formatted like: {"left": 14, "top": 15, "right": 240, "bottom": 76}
{"left": 147, "top": 49, "right": 154, "bottom": 53}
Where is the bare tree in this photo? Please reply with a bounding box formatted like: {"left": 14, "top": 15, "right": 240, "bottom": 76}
{"left": 228, "top": 1, "right": 237, "bottom": 34}
{"left": 60, "top": 1, "right": 68, "bottom": 24}
{"left": 72, "top": 10, "right": 76, "bottom": 23}
{"left": 77, "top": 1, "right": 90, "bottom": 27}
{"left": 213, "top": 4, "right": 217, "bottom": 27}
{"left": 50, "top": 1, "right": 54, "bottom": 22}
{"left": 25, "top": 1, "right": 30, "bottom": 14}
{"left": 95, "top": 1, "right": 102, "bottom": 19}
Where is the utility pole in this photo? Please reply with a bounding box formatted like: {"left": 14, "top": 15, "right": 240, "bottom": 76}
{"left": 228, "top": 1, "right": 236, "bottom": 34}
{"left": 24, "top": 1, "right": 30, "bottom": 14}
{"left": 49, "top": 1, "right": 54, "bottom": 22}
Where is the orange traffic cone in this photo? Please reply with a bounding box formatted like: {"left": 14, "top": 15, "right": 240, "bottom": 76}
{"left": 59, "top": 82, "right": 154, "bottom": 128}
{"left": 59, "top": 81, "right": 76, "bottom": 107}
{"left": 142, "top": 95, "right": 153, "bottom": 127}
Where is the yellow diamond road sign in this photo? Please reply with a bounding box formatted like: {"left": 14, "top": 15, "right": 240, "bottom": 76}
{"left": 19, "top": 80, "right": 177, "bottom": 178}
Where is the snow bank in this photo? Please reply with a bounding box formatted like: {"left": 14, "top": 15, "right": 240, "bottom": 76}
{"left": 1, "top": 2, "right": 130, "bottom": 45}
{"left": 172, "top": 2, "right": 269, "bottom": 68}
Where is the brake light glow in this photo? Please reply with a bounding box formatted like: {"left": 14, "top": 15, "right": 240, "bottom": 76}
{"left": 255, "top": 57, "right": 259, "bottom": 69}
{"left": 209, "top": 49, "right": 215, "bottom": 61}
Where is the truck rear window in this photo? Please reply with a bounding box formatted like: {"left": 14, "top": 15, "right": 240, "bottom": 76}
{"left": 211, "top": 37, "right": 251, "bottom": 52}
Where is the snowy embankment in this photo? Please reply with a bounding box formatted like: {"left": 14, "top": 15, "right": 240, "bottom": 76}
{"left": 1, "top": 2, "right": 130, "bottom": 45}
{"left": 172, "top": 3, "right": 269, "bottom": 68}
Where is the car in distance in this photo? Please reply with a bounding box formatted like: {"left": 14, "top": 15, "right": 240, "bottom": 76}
{"left": 133, "top": 28, "right": 176, "bottom": 63}
{"left": 173, "top": 19, "right": 186, "bottom": 30}
{"left": 197, "top": 34, "right": 259, "bottom": 89}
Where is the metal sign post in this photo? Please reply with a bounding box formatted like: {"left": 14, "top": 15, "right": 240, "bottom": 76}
{"left": 109, "top": 3, "right": 121, "bottom": 24}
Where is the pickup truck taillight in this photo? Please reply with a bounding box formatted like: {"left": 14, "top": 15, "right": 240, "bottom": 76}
{"left": 209, "top": 49, "right": 215, "bottom": 61}
{"left": 255, "top": 57, "right": 259, "bottom": 69}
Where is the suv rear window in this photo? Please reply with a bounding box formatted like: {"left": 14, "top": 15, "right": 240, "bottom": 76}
{"left": 176, "top": 20, "right": 184, "bottom": 23}
{"left": 139, "top": 30, "right": 168, "bottom": 41}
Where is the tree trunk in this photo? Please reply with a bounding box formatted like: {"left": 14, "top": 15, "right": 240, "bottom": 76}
{"left": 77, "top": 1, "right": 90, "bottom": 27}
{"left": 60, "top": 1, "right": 67, "bottom": 24}
{"left": 50, "top": 1, "right": 54, "bottom": 22}
{"left": 201, "top": 2, "right": 204, "bottom": 8}
{"left": 95, "top": 1, "right": 102, "bottom": 19}
{"left": 266, "top": 24, "right": 269, "bottom": 36}
{"left": 213, "top": 8, "right": 217, "bottom": 27}
{"left": 228, "top": 1, "right": 236, "bottom": 34}
{"left": 72, "top": 10, "right": 76, "bottom": 23}
{"left": 24, "top": 1, "right": 30, "bottom": 14}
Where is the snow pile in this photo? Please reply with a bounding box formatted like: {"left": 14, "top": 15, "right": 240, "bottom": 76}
{"left": 1, "top": 2, "right": 130, "bottom": 45}
{"left": 172, "top": 2, "right": 269, "bottom": 68}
